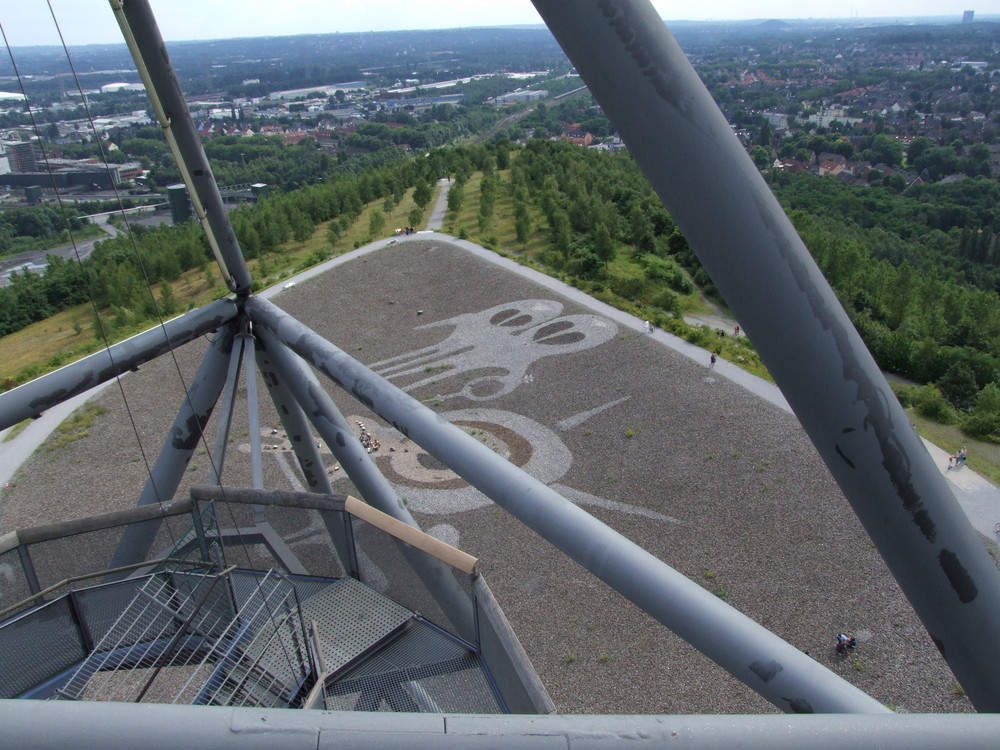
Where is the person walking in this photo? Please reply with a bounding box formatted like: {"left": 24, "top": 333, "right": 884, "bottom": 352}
{"left": 709, "top": 352, "right": 717, "bottom": 369}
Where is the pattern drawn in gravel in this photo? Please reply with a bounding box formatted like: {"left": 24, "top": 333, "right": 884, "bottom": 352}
{"left": 0, "top": 240, "right": 973, "bottom": 715}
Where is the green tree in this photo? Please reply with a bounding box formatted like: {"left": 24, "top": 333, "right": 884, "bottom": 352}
{"left": 756, "top": 120, "right": 773, "bottom": 148}
{"left": 593, "top": 223, "right": 614, "bottom": 263}
{"left": 869, "top": 134, "right": 903, "bottom": 167}
{"left": 962, "top": 383, "right": 1000, "bottom": 441}
{"left": 158, "top": 280, "right": 177, "bottom": 317}
{"left": 447, "top": 184, "right": 464, "bottom": 214}
{"left": 938, "top": 362, "right": 979, "bottom": 410}
{"left": 413, "top": 180, "right": 432, "bottom": 209}
{"left": 407, "top": 207, "right": 423, "bottom": 228}
{"left": 549, "top": 209, "right": 572, "bottom": 258}
{"left": 515, "top": 212, "right": 531, "bottom": 245}
{"left": 368, "top": 209, "right": 386, "bottom": 237}
{"left": 750, "top": 146, "right": 772, "bottom": 170}
{"left": 907, "top": 136, "right": 933, "bottom": 165}
{"left": 326, "top": 222, "right": 341, "bottom": 246}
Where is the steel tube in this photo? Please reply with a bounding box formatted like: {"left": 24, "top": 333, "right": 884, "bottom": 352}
{"left": 112, "top": 0, "right": 252, "bottom": 294}
{"left": 530, "top": 0, "right": 1000, "bottom": 710}
{"left": 3, "top": 702, "right": 999, "bottom": 750}
{"left": 242, "top": 334, "right": 264, "bottom": 492}
{"left": 0, "top": 298, "right": 237, "bottom": 432}
{"left": 253, "top": 328, "right": 476, "bottom": 640}
{"left": 253, "top": 349, "right": 359, "bottom": 576}
{"left": 247, "top": 295, "right": 886, "bottom": 714}
{"left": 207, "top": 331, "right": 246, "bottom": 485}
{"left": 253, "top": 328, "right": 407, "bottom": 521}
{"left": 108, "top": 325, "right": 236, "bottom": 571}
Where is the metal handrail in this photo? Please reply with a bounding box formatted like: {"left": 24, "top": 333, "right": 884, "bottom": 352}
{"left": 0, "top": 557, "right": 202, "bottom": 620}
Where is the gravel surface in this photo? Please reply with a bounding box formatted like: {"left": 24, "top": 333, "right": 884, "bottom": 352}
{"left": 0, "top": 239, "right": 973, "bottom": 714}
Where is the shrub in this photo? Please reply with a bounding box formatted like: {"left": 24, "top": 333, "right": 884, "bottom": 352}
{"left": 567, "top": 250, "right": 603, "bottom": 280}
{"left": 607, "top": 265, "right": 646, "bottom": 299}
{"left": 961, "top": 412, "right": 1000, "bottom": 442}
{"left": 937, "top": 362, "right": 980, "bottom": 411}
{"left": 684, "top": 325, "right": 717, "bottom": 349}
{"left": 914, "top": 385, "right": 958, "bottom": 424}
{"left": 651, "top": 287, "right": 681, "bottom": 316}
{"left": 890, "top": 382, "right": 921, "bottom": 408}
{"left": 961, "top": 383, "right": 1000, "bottom": 442}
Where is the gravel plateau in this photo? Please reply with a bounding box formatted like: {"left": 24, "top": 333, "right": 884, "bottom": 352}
{"left": 0, "top": 240, "right": 973, "bottom": 714}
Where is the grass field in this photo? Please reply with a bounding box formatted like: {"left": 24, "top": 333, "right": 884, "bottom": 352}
{"left": 907, "top": 410, "right": 1000, "bottom": 486}
{"left": 0, "top": 186, "right": 432, "bottom": 385}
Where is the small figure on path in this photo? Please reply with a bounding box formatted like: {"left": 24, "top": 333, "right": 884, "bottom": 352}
{"left": 709, "top": 353, "right": 717, "bottom": 369}
{"left": 644, "top": 320, "right": 652, "bottom": 333}
{"left": 734, "top": 324, "right": 740, "bottom": 336}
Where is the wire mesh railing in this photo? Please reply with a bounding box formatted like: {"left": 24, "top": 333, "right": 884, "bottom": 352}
{"left": 0, "top": 487, "right": 545, "bottom": 712}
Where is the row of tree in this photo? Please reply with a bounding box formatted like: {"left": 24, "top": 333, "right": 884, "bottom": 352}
{"left": 493, "top": 139, "right": 1000, "bottom": 436}
{"left": 0, "top": 150, "right": 442, "bottom": 338}
{"left": 7, "top": 136, "right": 1000, "bottom": 442}
{"left": 0, "top": 204, "right": 86, "bottom": 258}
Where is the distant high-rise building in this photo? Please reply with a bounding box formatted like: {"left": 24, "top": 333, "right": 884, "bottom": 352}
{"left": 5, "top": 141, "right": 38, "bottom": 173}
{"left": 963, "top": 10, "right": 975, "bottom": 23}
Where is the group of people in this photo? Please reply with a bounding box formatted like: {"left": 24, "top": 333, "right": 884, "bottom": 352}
{"left": 357, "top": 420, "right": 381, "bottom": 454}
{"left": 394, "top": 226, "right": 418, "bottom": 236}
{"left": 835, "top": 633, "right": 857, "bottom": 656}
{"left": 946, "top": 446, "right": 969, "bottom": 471}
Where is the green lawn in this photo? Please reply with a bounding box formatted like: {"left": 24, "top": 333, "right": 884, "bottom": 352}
{"left": 907, "top": 409, "right": 1000, "bottom": 487}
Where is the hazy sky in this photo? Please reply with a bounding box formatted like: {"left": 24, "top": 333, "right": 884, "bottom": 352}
{"left": 0, "top": 1, "right": 984, "bottom": 48}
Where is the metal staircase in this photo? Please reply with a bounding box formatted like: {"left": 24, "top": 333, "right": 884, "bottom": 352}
{"left": 56, "top": 567, "right": 310, "bottom": 707}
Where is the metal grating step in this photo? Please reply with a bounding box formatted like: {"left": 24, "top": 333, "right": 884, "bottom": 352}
{"left": 324, "top": 620, "right": 504, "bottom": 714}
{"left": 299, "top": 577, "right": 412, "bottom": 673}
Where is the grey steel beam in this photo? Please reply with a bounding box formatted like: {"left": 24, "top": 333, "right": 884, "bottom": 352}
{"left": 253, "top": 328, "right": 476, "bottom": 640}
{"left": 16, "top": 545, "right": 41, "bottom": 596}
{"left": 241, "top": 333, "right": 265, "bottom": 493}
{"left": 0, "top": 299, "right": 237, "bottom": 432}
{"left": 529, "top": 0, "right": 1000, "bottom": 711}
{"left": 239, "top": 333, "right": 269, "bottom": 532}
{"left": 110, "top": 0, "right": 252, "bottom": 295}
{"left": 253, "top": 345, "right": 359, "bottom": 577}
{"left": 207, "top": 331, "right": 246, "bottom": 486}
{"left": 253, "top": 328, "right": 414, "bottom": 524}
{"left": 108, "top": 324, "right": 236, "bottom": 571}
{"left": 3, "top": 703, "right": 1000, "bottom": 750}
{"left": 246, "top": 296, "right": 885, "bottom": 714}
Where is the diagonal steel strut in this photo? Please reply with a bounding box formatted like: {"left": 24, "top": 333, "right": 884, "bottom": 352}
{"left": 528, "top": 0, "right": 1000, "bottom": 710}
